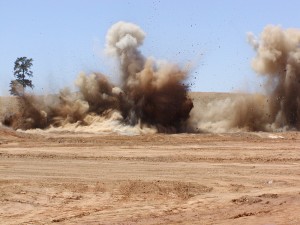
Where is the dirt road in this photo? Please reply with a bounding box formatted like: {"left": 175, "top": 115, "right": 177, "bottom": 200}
{"left": 0, "top": 129, "right": 299, "bottom": 224}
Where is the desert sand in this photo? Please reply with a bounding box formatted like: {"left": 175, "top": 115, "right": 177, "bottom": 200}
{"left": 0, "top": 93, "right": 300, "bottom": 225}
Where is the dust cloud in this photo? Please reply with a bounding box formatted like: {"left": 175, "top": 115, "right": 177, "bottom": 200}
{"left": 249, "top": 25, "right": 300, "bottom": 129}
{"left": 3, "top": 24, "right": 300, "bottom": 134}
{"left": 191, "top": 25, "right": 300, "bottom": 132}
{"left": 1, "top": 21, "right": 193, "bottom": 134}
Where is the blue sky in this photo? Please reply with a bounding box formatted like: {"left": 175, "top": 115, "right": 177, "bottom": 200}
{"left": 1, "top": 0, "right": 300, "bottom": 95}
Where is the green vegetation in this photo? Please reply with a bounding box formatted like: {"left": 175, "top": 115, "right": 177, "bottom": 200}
{"left": 9, "top": 57, "right": 34, "bottom": 96}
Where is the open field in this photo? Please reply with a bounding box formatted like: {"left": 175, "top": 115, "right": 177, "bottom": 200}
{"left": 0, "top": 93, "right": 300, "bottom": 224}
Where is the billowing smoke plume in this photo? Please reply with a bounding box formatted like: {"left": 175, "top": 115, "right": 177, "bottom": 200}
{"left": 2, "top": 21, "right": 193, "bottom": 133}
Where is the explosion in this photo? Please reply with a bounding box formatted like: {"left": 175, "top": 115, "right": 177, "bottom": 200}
{"left": 249, "top": 25, "right": 300, "bottom": 129}
{"left": 192, "top": 25, "right": 300, "bottom": 132}
{"left": 3, "top": 23, "right": 300, "bottom": 134}
{"left": 2, "top": 22, "right": 193, "bottom": 133}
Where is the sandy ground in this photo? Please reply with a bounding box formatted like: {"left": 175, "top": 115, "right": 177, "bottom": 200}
{"left": 0, "top": 92, "right": 300, "bottom": 224}
{"left": 0, "top": 127, "right": 299, "bottom": 225}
